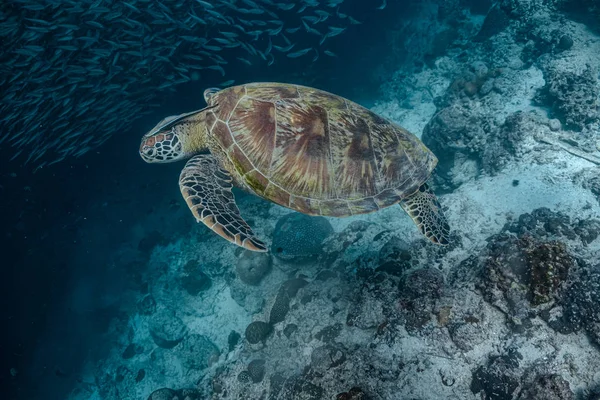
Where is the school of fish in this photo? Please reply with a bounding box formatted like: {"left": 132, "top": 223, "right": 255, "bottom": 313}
{"left": 0, "top": 0, "right": 386, "bottom": 170}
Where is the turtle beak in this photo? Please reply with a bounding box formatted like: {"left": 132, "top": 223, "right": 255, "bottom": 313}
{"left": 139, "top": 136, "right": 158, "bottom": 163}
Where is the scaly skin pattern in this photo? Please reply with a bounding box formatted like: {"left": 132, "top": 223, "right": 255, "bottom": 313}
{"left": 203, "top": 83, "right": 437, "bottom": 217}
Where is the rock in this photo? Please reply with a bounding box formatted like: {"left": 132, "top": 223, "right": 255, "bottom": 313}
{"left": 314, "top": 323, "right": 343, "bottom": 343}
{"left": 518, "top": 374, "right": 574, "bottom": 400}
{"left": 504, "top": 207, "right": 597, "bottom": 243}
{"left": 346, "top": 274, "right": 398, "bottom": 330}
{"left": 573, "top": 219, "right": 600, "bottom": 245}
{"left": 481, "top": 112, "right": 529, "bottom": 174}
{"left": 336, "top": 387, "right": 371, "bottom": 400}
{"left": 448, "top": 322, "right": 484, "bottom": 351}
{"left": 247, "top": 359, "right": 266, "bottom": 383}
{"left": 281, "top": 277, "right": 308, "bottom": 297}
{"left": 147, "top": 388, "right": 177, "bottom": 400}
{"left": 122, "top": 343, "right": 143, "bottom": 359}
{"left": 472, "top": 208, "right": 600, "bottom": 340}
{"left": 148, "top": 311, "right": 187, "bottom": 349}
{"left": 475, "top": 4, "right": 510, "bottom": 41}
{"left": 176, "top": 334, "right": 220, "bottom": 370}
{"left": 138, "top": 294, "right": 157, "bottom": 316}
{"left": 470, "top": 350, "right": 523, "bottom": 400}
{"left": 421, "top": 103, "right": 487, "bottom": 187}
{"left": 237, "top": 371, "right": 251, "bottom": 383}
{"left": 180, "top": 261, "right": 211, "bottom": 295}
{"left": 310, "top": 344, "right": 346, "bottom": 373}
{"left": 480, "top": 79, "right": 494, "bottom": 96}
{"left": 551, "top": 268, "right": 600, "bottom": 344}
{"left": 557, "top": 34, "right": 573, "bottom": 51}
{"left": 548, "top": 118, "right": 562, "bottom": 131}
{"left": 581, "top": 170, "right": 600, "bottom": 202}
{"left": 135, "top": 369, "right": 145, "bottom": 383}
{"left": 536, "top": 63, "right": 599, "bottom": 131}
{"left": 527, "top": 240, "right": 572, "bottom": 306}
{"left": 479, "top": 234, "right": 573, "bottom": 330}
{"left": 281, "top": 376, "right": 324, "bottom": 400}
{"left": 315, "top": 270, "right": 338, "bottom": 281}
{"left": 245, "top": 321, "right": 272, "bottom": 344}
{"left": 235, "top": 251, "right": 272, "bottom": 285}
{"left": 228, "top": 330, "right": 241, "bottom": 351}
{"left": 269, "top": 373, "right": 286, "bottom": 399}
{"left": 397, "top": 268, "right": 444, "bottom": 333}
{"left": 269, "top": 289, "right": 290, "bottom": 325}
{"left": 228, "top": 278, "right": 265, "bottom": 314}
{"left": 376, "top": 236, "right": 411, "bottom": 277}
{"left": 272, "top": 213, "right": 333, "bottom": 262}
{"left": 402, "top": 267, "right": 444, "bottom": 299}
{"left": 284, "top": 323, "right": 298, "bottom": 338}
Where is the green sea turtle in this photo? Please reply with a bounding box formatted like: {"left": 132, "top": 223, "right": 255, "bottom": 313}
{"left": 139, "top": 83, "right": 450, "bottom": 252}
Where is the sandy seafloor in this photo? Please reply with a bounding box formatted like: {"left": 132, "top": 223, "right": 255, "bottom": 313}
{"left": 68, "top": 3, "right": 600, "bottom": 400}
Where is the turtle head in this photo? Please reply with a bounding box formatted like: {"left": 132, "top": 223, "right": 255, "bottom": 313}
{"left": 140, "top": 107, "right": 212, "bottom": 163}
{"left": 203, "top": 87, "right": 220, "bottom": 106}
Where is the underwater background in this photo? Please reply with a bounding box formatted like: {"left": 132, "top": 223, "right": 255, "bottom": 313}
{"left": 1, "top": 0, "right": 600, "bottom": 399}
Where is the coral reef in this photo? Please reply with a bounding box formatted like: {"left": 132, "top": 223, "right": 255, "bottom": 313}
{"left": 536, "top": 62, "right": 599, "bottom": 131}
{"left": 149, "top": 311, "right": 187, "bottom": 349}
{"left": 245, "top": 321, "right": 272, "bottom": 345}
{"left": 235, "top": 251, "right": 273, "bottom": 286}
{"left": 272, "top": 213, "right": 334, "bottom": 262}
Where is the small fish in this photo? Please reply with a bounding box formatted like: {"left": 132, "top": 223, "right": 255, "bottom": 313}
{"left": 220, "top": 31, "right": 238, "bottom": 38}
{"left": 122, "top": 2, "right": 140, "bottom": 12}
{"left": 214, "top": 37, "right": 233, "bottom": 45}
{"left": 203, "top": 44, "right": 223, "bottom": 51}
{"left": 188, "top": 12, "right": 207, "bottom": 24}
{"left": 285, "top": 26, "right": 301, "bottom": 34}
{"left": 324, "top": 50, "right": 337, "bottom": 57}
{"left": 206, "top": 64, "right": 226, "bottom": 76}
{"left": 196, "top": 0, "right": 215, "bottom": 8}
{"left": 377, "top": 0, "right": 387, "bottom": 10}
{"left": 276, "top": 3, "right": 295, "bottom": 11}
{"left": 218, "top": 79, "right": 235, "bottom": 86}
{"left": 302, "top": 16, "right": 320, "bottom": 24}
{"left": 265, "top": 37, "right": 273, "bottom": 54}
{"left": 85, "top": 20, "right": 104, "bottom": 29}
{"left": 237, "top": 57, "right": 252, "bottom": 66}
{"left": 287, "top": 47, "right": 312, "bottom": 58}
{"left": 268, "top": 24, "right": 283, "bottom": 35}
{"left": 328, "top": 26, "right": 346, "bottom": 36}
{"left": 24, "top": 18, "right": 52, "bottom": 25}
{"left": 238, "top": 8, "right": 264, "bottom": 15}
{"left": 273, "top": 43, "right": 295, "bottom": 52}
{"left": 241, "top": 0, "right": 260, "bottom": 8}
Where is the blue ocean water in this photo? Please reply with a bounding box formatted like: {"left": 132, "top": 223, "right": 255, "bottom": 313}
{"left": 1, "top": 1, "right": 599, "bottom": 399}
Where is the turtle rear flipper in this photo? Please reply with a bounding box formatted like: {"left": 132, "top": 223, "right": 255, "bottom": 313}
{"left": 400, "top": 183, "right": 450, "bottom": 245}
{"left": 179, "top": 154, "right": 268, "bottom": 252}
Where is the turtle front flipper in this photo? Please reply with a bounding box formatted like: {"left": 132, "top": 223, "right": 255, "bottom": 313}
{"left": 179, "top": 154, "right": 268, "bottom": 252}
{"left": 400, "top": 183, "right": 450, "bottom": 245}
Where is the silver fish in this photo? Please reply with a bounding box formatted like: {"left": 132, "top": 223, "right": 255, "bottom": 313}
{"left": 286, "top": 47, "right": 312, "bottom": 58}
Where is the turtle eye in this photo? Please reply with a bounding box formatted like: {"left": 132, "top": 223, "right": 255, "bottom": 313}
{"left": 144, "top": 147, "right": 155, "bottom": 157}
